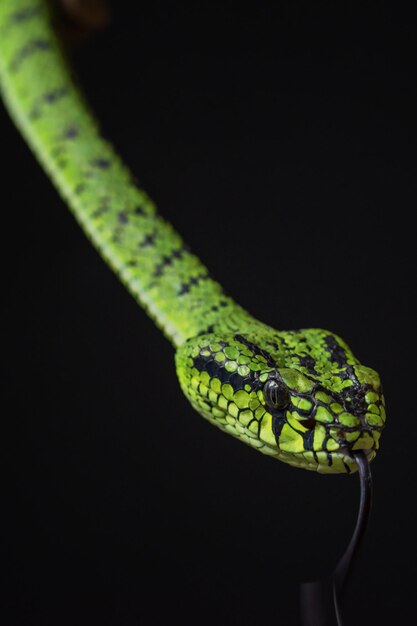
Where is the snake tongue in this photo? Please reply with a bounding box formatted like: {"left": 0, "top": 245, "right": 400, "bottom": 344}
{"left": 300, "top": 451, "right": 372, "bottom": 623}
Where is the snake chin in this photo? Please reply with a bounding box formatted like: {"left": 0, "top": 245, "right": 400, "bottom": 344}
{"left": 284, "top": 441, "right": 379, "bottom": 474}
{"left": 321, "top": 446, "right": 377, "bottom": 474}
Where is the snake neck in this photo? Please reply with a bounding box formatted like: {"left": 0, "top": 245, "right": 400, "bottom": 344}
{"left": 0, "top": 0, "right": 258, "bottom": 346}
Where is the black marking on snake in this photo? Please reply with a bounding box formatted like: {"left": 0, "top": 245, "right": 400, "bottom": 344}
{"left": 340, "top": 380, "right": 369, "bottom": 416}
{"left": 134, "top": 205, "right": 145, "bottom": 216}
{"left": 294, "top": 332, "right": 307, "bottom": 344}
{"left": 266, "top": 340, "right": 279, "bottom": 351}
{"left": 336, "top": 364, "right": 371, "bottom": 417}
{"left": 228, "top": 371, "right": 256, "bottom": 391}
{"left": 29, "top": 87, "right": 69, "bottom": 119}
{"left": 153, "top": 255, "right": 172, "bottom": 278}
{"left": 228, "top": 372, "right": 245, "bottom": 389}
{"left": 139, "top": 232, "right": 156, "bottom": 248}
{"left": 303, "top": 428, "right": 315, "bottom": 451}
{"left": 325, "top": 335, "right": 349, "bottom": 367}
{"left": 10, "top": 39, "right": 51, "bottom": 72}
{"left": 298, "top": 354, "right": 318, "bottom": 375}
{"left": 234, "top": 335, "right": 275, "bottom": 367}
{"left": 278, "top": 335, "right": 290, "bottom": 350}
{"left": 193, "top": 355, "right": 229, "bottom": 384}
{"left": 272, "top": 412, "right": 286, "bottom": 441}
{"left": 193, "top": 355, "right": 207, "bottom": 372}
{"left": 342, "top": 365, "right": 360, "bottom": 384}
{"left": 63, "top": 126, "right": 78, "bottom": 139}
{"left": 91, "top": 158, "right": 111, "bottom": 169}
{"left": 179, "top": 273, "right": 207, "bottom": 296}
{"left": 197, "top": 324, "right": 215, "bottom": 336}
{"left": 193, "top": 355, "right": 257, "bottom": 390}
{"left": 206, "top": 359, "right": 230, "bottom": 382}
{"left": 152, "top": 247, "right": 185, "bottom": 278}
{"left": 10, "top": 6, "right": 41, "bottom": 23}
{"left": 45, "top": 87, "right": 68, "bottom": 104}
{"left": 118, "top": 211, "right": 128, "bottom": 225}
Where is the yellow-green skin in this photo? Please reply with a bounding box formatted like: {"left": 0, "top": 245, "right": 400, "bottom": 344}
{"left": 0, "top": 0, "right": 385, "bottom": 473}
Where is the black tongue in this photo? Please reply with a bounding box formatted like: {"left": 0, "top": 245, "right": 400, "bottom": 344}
{"left": 299, "top": 451, "right": 373, "bottom": 626}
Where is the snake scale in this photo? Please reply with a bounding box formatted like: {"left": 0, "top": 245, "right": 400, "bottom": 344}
{"left": 0, "top": 0, "right": 385, "bottom": 475}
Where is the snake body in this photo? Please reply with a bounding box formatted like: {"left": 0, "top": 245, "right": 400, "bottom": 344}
{"left": 0, "top": 0, "right": 385, "bottom": 473}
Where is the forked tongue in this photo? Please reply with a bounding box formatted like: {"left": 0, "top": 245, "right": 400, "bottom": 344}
{"left": 299, "top": 451, "right": 372, "bottom": 626}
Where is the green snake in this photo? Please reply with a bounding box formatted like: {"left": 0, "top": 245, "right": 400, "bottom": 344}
{"left": 0, "top": 0, "right": 386, "bottom": 475}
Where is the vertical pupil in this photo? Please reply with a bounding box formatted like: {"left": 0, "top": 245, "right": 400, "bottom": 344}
{"left": 265, "top": 379, "right": 289, "bottom": 409}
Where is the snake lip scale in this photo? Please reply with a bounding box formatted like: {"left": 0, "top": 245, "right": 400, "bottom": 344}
{"left": 0, "top": 0, "right": 386, "bottom": 475}
{"left": 331, "top": 446, "right": 376, "bottom": 469}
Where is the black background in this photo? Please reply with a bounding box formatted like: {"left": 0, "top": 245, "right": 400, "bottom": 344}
{"left": 1, "top": 1, "right": 416, "bottom": 625}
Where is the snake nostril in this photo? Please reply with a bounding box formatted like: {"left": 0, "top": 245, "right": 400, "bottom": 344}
{"left": 301, "top": 418, "right": 317, "bottom": 430}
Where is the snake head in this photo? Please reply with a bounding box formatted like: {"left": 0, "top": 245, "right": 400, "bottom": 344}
{"left": 175, "top": 328, "right": 385, "bottom": 474}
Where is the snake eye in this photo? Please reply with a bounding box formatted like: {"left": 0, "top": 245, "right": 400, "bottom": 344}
{"left": 263, "top": 378, "right": 290, "bottom": 410}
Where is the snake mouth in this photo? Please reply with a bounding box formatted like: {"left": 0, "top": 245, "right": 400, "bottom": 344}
{"left": 292, "top": 441, "right": 378, "bottom": 474}
{"left": 324, "top": 444, "right": 377, "bottom": 473}
{"left": 334, "top": 445, "right": 376, "bottom": 460}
